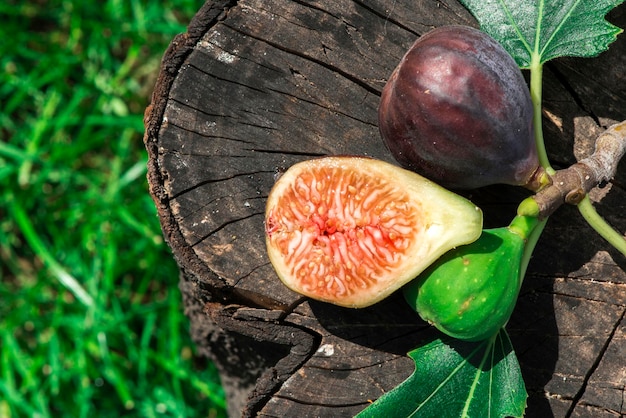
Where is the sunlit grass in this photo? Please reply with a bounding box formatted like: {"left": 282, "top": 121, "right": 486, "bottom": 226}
{"left": 0, "top": 1, "right": 227, "bottom": 416}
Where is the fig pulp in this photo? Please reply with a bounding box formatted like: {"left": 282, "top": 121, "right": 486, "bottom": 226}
{"left": 379, "top": 25, "right": 538, "bottom": 189}
{"left": 403, "top": 215, "right": 539, "bottom": 341}
{"left": 265, "top": 156, "right": 483, "bottom": 308}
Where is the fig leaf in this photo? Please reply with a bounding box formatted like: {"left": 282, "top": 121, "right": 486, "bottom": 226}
{"left": 458, "top": 0, "right": 624, "bottom": 67}
{"left": 356, "top": 330, "right": 526, "bottom": 418}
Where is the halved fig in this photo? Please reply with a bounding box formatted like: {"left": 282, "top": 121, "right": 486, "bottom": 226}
{"left": 265, "top": 156, "right": 483, "bottom": 308}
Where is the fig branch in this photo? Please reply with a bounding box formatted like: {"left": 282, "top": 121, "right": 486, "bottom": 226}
{"left": 518, "top": 120, "right": 626, "bottom": 255}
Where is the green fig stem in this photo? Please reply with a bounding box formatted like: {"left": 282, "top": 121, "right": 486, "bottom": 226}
{"left": 517, "top": 196, "right": 540, "bottom": 218}
{"left": 578, "top": 195, "right": 626, "bottom": 257}
{"left": 508, "top": 214, "right": 539, "bottom": 240}
{"left": 508, "top": 212, "right": 546, "bottom": 289}
{"left": 518, "top": 218, "right": 547, "bottom": 286}
{"left": 530, "top": 57, "right": 555, "bottom": 175}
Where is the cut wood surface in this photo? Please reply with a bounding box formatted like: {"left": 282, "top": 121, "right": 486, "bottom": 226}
{"left": 143, "top": 1, "right": 626, "bottom": 416}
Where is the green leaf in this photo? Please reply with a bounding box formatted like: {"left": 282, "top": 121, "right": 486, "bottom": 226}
{"left": 356, "top": 329, "right": 526, "bottom": 418}
{"left": 458, "top": 0, "right": 624, "bottom": 67}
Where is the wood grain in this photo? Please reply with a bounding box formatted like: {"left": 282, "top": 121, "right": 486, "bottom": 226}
{"left": 144, "top": 1, "right": 626, "bottom": 416}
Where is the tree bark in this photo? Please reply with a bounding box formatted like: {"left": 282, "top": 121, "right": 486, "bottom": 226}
{"left": 143, "top": 1, "right": 626, "bottom": 416}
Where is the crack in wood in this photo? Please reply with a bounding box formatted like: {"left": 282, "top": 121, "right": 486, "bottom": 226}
{"left": 168, "top": 106, "right": 278, "bottom": 137}
{"left": 355, "top": 0, "right": 419, "bottom": 36}
{"left": 191, "top": 212, "right": 263, "bottom": 247}
{"left": 289, "top": 0, "right": 344, "bottom": 23}
{"left": 175, "top": 192, "right": 266, "bottom": 223}
{"left": 570, "top": 400, "right": 625, "bottom": 417}
{"left": 169, "top": 97, "right": 241, "bottom": 120}
{"left": 198, "top": 36, "right": 284, "bottom": 74}
{"left": 188, "top": 62, "right": 269, "bottom": 95}
{"left": 546, "top": 63, "right": 603, "bottom": 127}
{"left": 266, "top": 86, "right": 378, "bottom": 127}
{"left": 224, "top": 23, "right": 382, "bottom": 96}
{"left": 244, "top": 148, "right": 327, "bottom": 157}
{"left": 170, "top": 170, "right": 273, "bottom": 200}
{"left": 269, "top": 393, "right": 370, "bottom": 409}
{"left": 436, "top": 0, "right": 475, "bottom": 23}
{"left": 231, "top": 261, "right": 272, "bottom": 288}
{"left": 264, "top": 106, "right": 309, "bottom": 121}
{"left": 205, "top": 303, "right": 321, "bottom": 418}
{"left": 368, "top": 327, "right": 428, "bottom": 350}
{"left": 529, "top": 272, "right": 599, "bottom": 283}
{"left": 166, "top": 123, "right": 257, "bottom": 145}
{"left": 250, "top": 3, "right": 319, "bottom": 33}
{"left": 302, "top": 355, "right": 401, "bottom": 372}
{"left": 238, "top": 109, "right": 282, "bottom": 131}
{"left": 565, "top": 307, "right": 626, "bottom": 417}
{"left": 549, "top": 290, "right": 626, "bottom": 307}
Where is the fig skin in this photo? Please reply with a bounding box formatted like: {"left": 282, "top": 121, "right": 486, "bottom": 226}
{"left": 265, "top": 156, "right": 483, "bottom": 308}
{"left": 379, "top": 25, "right": 538, "bottom": 190}
{"left": 403, "top": 222, "right": 527, "bottom": 341}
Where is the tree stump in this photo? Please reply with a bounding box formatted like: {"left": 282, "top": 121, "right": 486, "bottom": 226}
{"left": 143, "top": 1, "right": 626, "bottom": 416}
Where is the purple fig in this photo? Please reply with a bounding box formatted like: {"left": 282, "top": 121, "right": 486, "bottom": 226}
{"left": 379, "top": 25, "right": 539, "bottom": 189}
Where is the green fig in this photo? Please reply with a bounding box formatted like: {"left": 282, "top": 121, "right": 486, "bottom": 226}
{"left": 403, "top": 215, "right": 538, "bottom": 341}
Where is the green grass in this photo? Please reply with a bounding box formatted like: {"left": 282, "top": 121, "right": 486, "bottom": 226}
{"left": 0, "top": 1, "right": 227, "bottom": 416}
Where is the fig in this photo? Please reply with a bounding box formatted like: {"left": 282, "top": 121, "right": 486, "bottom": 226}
{"left": 265, "top": 156, "right": 483, "bottom": 308}
{"left": 403, "top": 215, "right": 538, "bottom": 341}
{"left": 378, "top": 25, "right": 538, "bottom": 189}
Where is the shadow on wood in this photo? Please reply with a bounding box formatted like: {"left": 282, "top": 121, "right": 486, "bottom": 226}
{"left": 144, "top": 1, "right": 626, "bottom": 416}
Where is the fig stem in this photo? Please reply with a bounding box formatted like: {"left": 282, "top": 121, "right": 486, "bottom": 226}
{"left": 578, "top": 196, "right": 626, "bottom": 257}
{"left": 569, "top": 118, "right": 626, "bottom": 259}
{"left": 528, "top": 52, "right": 626, "bottom": 258}
{"left": 519, "top": 218, "right": 547, "bottom": 288}
{"left": 517, "top": 120, "right": 626, "bottom": 257}
{"left": 523, "top": 120, "right": 626, "bottom": 219}
{"left": 507, "top": 213, "right": 545, "bottom": 289}
{"left": 529, "top": 58, "right": 555, "bottom": 175}
{"left": 517, "top": 197, "right": 540, "bottom": 218}
{"left": 508, "top": 214, "right": 539, "bottom": 241}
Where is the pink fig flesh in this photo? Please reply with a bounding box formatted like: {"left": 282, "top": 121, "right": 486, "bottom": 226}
{"left": 265, "top": 156, "right": 482, "bottom": 308}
